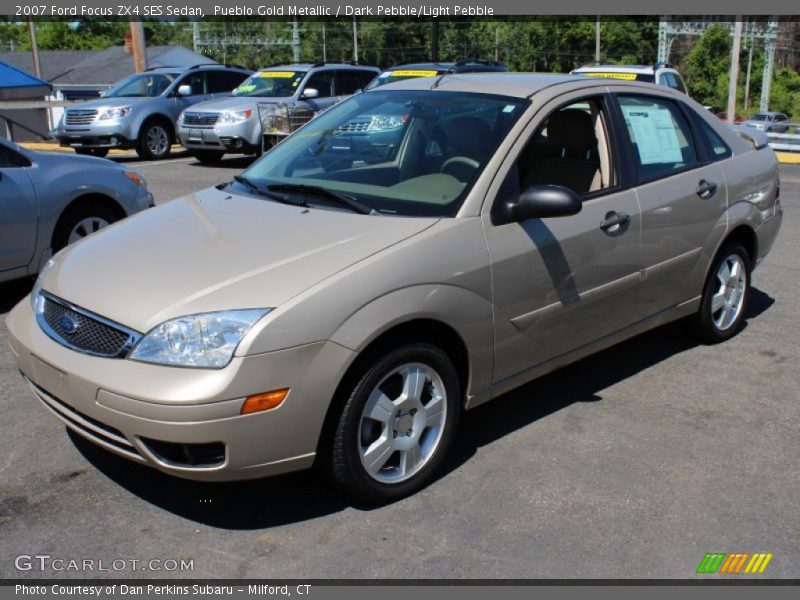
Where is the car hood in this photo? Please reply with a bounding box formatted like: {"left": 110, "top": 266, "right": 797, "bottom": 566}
{"left": 187, "top": 96, "right": 274, "bottom": 113}
{"left": 42, "top": 186, "right": 437, "bottom": 333}
{"left": 30, "top": 150, "right": 121, "bottom": 169}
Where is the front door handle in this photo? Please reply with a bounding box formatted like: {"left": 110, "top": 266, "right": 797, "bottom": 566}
{"left": 600, "top": 211, "right": 631, "bottom": 232}
{"left": 696, "top": 179, "right": 717, "bottom": 199}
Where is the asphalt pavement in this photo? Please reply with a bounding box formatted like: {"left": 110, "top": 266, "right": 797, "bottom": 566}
{"left": 1, "top": 155, "right": 798, "bottom": 579}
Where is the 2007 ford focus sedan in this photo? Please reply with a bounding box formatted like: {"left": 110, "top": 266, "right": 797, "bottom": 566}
{"left": 7, "top": 74, "right": 783, "bottom": 501}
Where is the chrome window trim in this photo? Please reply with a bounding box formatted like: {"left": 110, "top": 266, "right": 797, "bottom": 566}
{"left": 34, "top": 291, "right": 143, "bottom": 359}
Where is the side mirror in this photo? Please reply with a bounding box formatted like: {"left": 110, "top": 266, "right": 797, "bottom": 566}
{"left": 177, "top": 85, "right": 192, "bottom": 97}
{"left": 507, "top": 185, "right": 582, "bottom": 222}
{"left": 302, "top": 87, "right": 319, "bottom": 99}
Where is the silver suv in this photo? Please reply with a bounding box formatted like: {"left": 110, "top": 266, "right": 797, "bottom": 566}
{"left": 54, "top": 64, "right": 252, "bottom": 160}
{"left": 176, "top": 63, "right": 379, "bottom": 162}
{"left": 571, "top": 62, "right": 688, "bottom": 94}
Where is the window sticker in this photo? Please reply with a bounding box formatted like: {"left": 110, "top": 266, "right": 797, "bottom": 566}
{"left": 390, "top": 70, "right": 439, "bottom": 77}
{"left": 259, "top": 71, "right": 297, "bottom": 78}
{"left": 581, "top": 72, "right": 637, "bottom": 80}
{"left": 621, "top": 105, "right": 683, "bottom": 164}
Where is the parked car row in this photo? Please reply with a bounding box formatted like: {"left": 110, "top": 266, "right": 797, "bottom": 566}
{"left": 7, "top": 69, "right": 782, "bottom": 501}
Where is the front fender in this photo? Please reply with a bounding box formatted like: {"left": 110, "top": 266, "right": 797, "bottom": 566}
{"left": 328, "top": 284, "right": 494, "bottom": 404}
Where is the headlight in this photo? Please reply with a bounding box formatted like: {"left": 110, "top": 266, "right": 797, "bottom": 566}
{"left": 218, "top": 109, "right": 254, "bottom": 124}
{"left": 129, "top": 309, "right": 269, "bottom": 368}
{"left": 31, "top": 258, "right": 56, "bottom": 311}
{"left": 98, "top": 107, "right": 132, "bottom": 120}
{"left": 367, "top": 114, "right": 407, "bottom": 131}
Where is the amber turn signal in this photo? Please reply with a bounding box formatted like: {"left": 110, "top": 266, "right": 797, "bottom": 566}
{"left": 240, "top": 389, "right": 289, "bottom": 415}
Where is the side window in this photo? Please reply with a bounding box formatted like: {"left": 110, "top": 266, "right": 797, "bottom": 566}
{"left": 336, "top": 71, "right": 364, "bottom": 95}
{"left": 618, "top": 95, "right": 698, "bottom": 181}
{"left": 178, "top": 72, "right": 205, "bottom": 96}
{"left": 304, "top": 72, "right": 334, "bottom": 98}
{"left": 206, "top": 71, "right": 249, "bottom": 93}
{"left": 692, "top": 115, "right": 732, "bottom": 161}
{"left": 359, "top": 71, "right": 377, "bottom": 89}
{"left": 0, "top": 144, "right": 29, "bottom": 168}
{"left": 493, "top": 96, "right": 616, "bottom": 219}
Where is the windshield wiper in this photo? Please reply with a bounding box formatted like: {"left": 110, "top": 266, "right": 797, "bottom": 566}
{"left": 232, "top": 175, "right": 309, "bottom": 208}
{"left": 266, "top": 183, "right": 374, "bottom": 215}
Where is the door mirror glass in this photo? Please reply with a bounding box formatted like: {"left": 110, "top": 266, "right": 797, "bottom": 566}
{"left": 508, "top": 185, "right": 582, "bottom": 222}
{"left": 177, "top": 85, "right": 192, "bottom": 97}
{"left": 302, "top": 87, "right": 319, "bottom": 99}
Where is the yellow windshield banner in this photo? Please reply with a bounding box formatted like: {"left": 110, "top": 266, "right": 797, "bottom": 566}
{"left": 581, "top": 72, "right": 638, "bottom": 80}
{"left": 259, "top": 71, "right": 298, "bottom": 78}
{"left": 390, "top": 70, "right": 440, "bottom": 77}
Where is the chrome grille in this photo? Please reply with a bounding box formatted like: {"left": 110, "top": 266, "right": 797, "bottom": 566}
{"left": 36, "top": 293, "right": 141, "bottom": 358}
{"left": 183, "top": 112, "right": 219, "bottom": 127}
{"left": 65, "top": 109, "right": 98, "bottom": 125}
{"left": 336, "top": 120, "right": 371, "bottom": 133}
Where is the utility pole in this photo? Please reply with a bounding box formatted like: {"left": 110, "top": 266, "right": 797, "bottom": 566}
{"left": 27, "top": 18, "right": 42, "bottom": 79}
{"left": 322, "top": 23, "right": 327, "bottom": 62}
{"left": 726, "top": 19, "right": 742, "bottom": 125}
{"left": 495, "top": 26, "right": 499, "bottom": 61}
{"left": 130, "top": 20, "right": 148, "bottom": 73}
{"left": 744, "top": 37, "right": 754, "bottom": 112}
{"left": 292, "top": 18, "right": 300, "bottom": 63}
{"left": 595, "top": 16, "right": 601, "bottom": 64}
{"left": 352, "top": 17, "right": 359, "bottom": 63}
{"left": 192, "top": 22, "right": 199, "bottom": 53}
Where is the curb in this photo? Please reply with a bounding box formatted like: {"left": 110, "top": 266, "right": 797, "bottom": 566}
{"left": 775, "top": 152, "right": 800, "bottom": 165}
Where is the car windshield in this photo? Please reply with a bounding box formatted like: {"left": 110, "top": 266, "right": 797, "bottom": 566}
{"left": 365, "top": 68, "right": 444, "bottom": 90}
{"left": 239, "top": 90, "right": 529, "bottom": 217}
{"left": 104, "top": 73, "right": 178, "bottom": 98}
{"left": 232, "top": 71, "right": 306, "bottom": 97}
{"left": 750, "top": 114, "right": 768, "bottom": 121}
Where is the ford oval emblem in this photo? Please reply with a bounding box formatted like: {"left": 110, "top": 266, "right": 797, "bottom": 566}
{"left": 57, "top": 314, "right": 79, "bottom": 335}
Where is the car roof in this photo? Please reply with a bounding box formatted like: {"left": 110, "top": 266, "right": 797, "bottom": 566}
{"left": 369, "top": 72, "right": 614, "bottom": 97}
{"left": 572, "top": 64, "right": 675, "bottom": 74}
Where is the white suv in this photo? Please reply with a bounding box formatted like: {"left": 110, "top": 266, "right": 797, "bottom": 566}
{"left": 571, "top": 62, "right": 688, "bottom": 94}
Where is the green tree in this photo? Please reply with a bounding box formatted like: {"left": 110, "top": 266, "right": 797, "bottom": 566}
{"left": 685, "top": 25, "right": 731, "bottom": 107}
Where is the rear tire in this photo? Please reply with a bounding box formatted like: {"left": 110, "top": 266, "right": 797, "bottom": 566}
{"left": 692, "top": 242, "right": 751, "bottom": 343}
{"left": 327, "top": 343, "right": 461, "bottom": 503}
{"left": 136, "top": 120, "right": 172, "bottom": 160}
{"left": 52, "top": 202, "right": 120, "bottom": 253}
{"left": 193, "top": 150, "right": 225, "bottom": 164}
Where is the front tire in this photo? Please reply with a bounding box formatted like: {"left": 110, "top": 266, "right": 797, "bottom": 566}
{"left": 328, "top": 343, "right": 461, "bottom": 502}
{"left": 693, "top": 242, "right": 751, "bottom": 343}
{"left": 136, "top": 120, "right": 172, "bottom": 160}
{"left": 52, "top": 202, "right": 120, "bottom": 253}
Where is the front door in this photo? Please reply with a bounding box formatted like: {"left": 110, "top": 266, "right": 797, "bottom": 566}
{"left": 483, "top": 94, "right": 645, "bottom": 385}
{"left": 0, "top": 144, "right": 37, "bottom": 273}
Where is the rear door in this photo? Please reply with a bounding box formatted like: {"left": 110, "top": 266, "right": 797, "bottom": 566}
{"left": 614, "top": 93, "right": 727, "bottom": 314}
{"left": 483, "top": 92, "right": 645, "bottom": 383}
{"left": 0, "top": 144, "right": 37, "bottom": 273}
{"left": 335, "top": 70, "right": 367, "bottom": 102}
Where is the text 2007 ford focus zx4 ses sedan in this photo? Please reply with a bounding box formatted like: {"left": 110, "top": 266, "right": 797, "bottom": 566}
{"left": 7, "top": 74, "right": 782, "bottom": 501}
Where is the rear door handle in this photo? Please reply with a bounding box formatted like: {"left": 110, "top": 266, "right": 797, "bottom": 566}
{"left": 696, "top": 179, "right": 717, "bottom": 199}
{"left": 600, "top": 211, "right": 631, "bottom": 232}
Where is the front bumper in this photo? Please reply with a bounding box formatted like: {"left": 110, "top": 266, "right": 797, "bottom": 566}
{"left": 6, "top": 298, "right": 355, "bottom": 481}
{"left": 56, "top": 120, "right": 138, "bottom": 149}
{"left": 177, "top": 119, "right": 262, "bottom": 155}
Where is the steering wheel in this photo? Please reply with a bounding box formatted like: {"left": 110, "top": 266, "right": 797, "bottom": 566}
{"left": 440, "top": 156, "right": 480, "bottom": 180}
